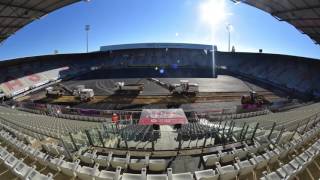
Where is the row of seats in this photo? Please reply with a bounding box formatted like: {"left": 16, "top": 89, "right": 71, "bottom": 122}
{"left": 178, "top": 123, "right": 213, "bottom": 140}
{"left": 118, "top": 125, "right": 159, "bottom": 142}
{"left": 0, "top": 147, "right": 54, "bottom": 180}
{"left": 0, "top": 106, "right": 100, "bottom": 139}
{"left": 0, "top": 127, "right": 169, "bottom": 180}
{"left": 55, "top": 113, "right": 109, "bottom": 123}
{"left": 78, "top": 149, "right": 168, "bottom": 172}
{"left": 198, "top": 116, "right": 320, "bottom": 178}
{"left": 262, "top": 132, "right": 320, "bottom": 179}
{"left": 207, "top": 109, "right": 270, "bottom": 121}
{"left": 0, "top": 131, "right": 53, "bottom": 180}
{"left": 1, "top": 110, "right": 320, "bottom": 180}
{"left": 0, "top": 126, "right": 269, "bottom": 180}
{"left": 0, "top": 119, "right": 169, "bottom": 173}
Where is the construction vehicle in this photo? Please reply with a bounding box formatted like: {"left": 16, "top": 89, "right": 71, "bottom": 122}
{"left": 170, "top": 80, "right": 199, "bottom": 95}
{"left": 46, "top": 86, "right": 64, "bottom": 98}
{"left": 46, "top": 84, "right": 94, "bottom": 102}
{"left": 241, "top": 91, "right": 271, "bottom": 106}
{"left": 73, "top": 85, "right": 94, "bottom": 102}
{"left": 45, "top": 83, "right": 73, "bottom": 98}
{"left": 148, "top": 78, "right": 199, "bottom": 96}
{"left": 114, "top": 82, "right": 144, "bottom": 94}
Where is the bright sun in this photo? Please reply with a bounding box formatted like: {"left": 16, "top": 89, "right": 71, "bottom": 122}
{"left": 199, "top": 0, "right": 229, "bottom": 31}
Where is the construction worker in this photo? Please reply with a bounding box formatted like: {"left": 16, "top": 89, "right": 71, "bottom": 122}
{"left": 112, "top": 113, "right": 119, "bottom": 124}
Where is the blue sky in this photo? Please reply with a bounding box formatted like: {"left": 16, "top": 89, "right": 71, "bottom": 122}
{"left": 0, "top": 0, "right": 319, "bottom": 60}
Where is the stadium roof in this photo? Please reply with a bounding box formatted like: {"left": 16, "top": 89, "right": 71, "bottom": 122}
{"left": 233, "top": 0, "right": 320, "bottom": 45}
{"left": 0, "top": 0, "right": 81, "bottom": 43}
{"left": 100, "top": 43, "right": 213, "bottom": 51}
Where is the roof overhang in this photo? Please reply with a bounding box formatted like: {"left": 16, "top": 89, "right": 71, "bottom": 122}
{"left": 233, "top": 0, "right": 320, "bottom": 45}
{"left": 0, "top": 0, "right": 81, "bottom": 43}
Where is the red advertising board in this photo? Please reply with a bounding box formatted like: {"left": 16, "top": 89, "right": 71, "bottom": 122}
{"left": 139, "top": 109, "right": 188, "bottom": 125}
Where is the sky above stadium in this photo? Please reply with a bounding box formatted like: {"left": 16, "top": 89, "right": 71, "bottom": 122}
{"left": 0, "top": 0, "right": 320, "bottom": 60}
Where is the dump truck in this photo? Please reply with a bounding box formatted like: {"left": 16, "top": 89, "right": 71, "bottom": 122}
{"left": 46, "top": 86, "right": 64, "bottom": 98}
{"left": 46, "top": 84, "right": 94, "bottom": 102}
{"left": 114, "top": 82, "right": 144, "bottom": 94}
{"left": 73, "top": 85, "right": 94, "bottom": 102}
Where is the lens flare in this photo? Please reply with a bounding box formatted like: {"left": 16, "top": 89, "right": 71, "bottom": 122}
{"left": 199, "top": 0, "right": 230, "bottom": 32}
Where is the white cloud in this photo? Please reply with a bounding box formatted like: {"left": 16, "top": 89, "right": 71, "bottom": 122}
{"left": 175, "top": 32, "right": 179, "bottom": 37}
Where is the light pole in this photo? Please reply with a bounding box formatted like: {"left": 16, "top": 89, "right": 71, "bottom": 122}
{"left": 85, "top": 25, "right": 90, "bottom": 53}
{"left": 226, "top": 24, "right": 232, "bottom": 52}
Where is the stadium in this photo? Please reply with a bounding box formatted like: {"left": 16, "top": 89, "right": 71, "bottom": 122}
{"left": 0, "top": 0, "right": 320, "bottom": 180}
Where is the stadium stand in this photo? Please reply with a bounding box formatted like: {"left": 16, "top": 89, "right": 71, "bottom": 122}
{"left": 2, "top": 43, "right": 320, "bottom": 100}
{"left": 0, "top": 44, "right": 216, "bottom": 98}
{"left": 0, "top": 101, "right": 318, "bottom": 179}
{"left": 216, "top": 52, "right": 320, "bottom": 98}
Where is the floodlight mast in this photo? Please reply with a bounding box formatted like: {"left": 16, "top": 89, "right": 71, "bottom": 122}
{"left": 85, "top": 25, "right": 90, "bottom": 53}
{"left": 226, "top": 24, "right": 232, "bottom": 52}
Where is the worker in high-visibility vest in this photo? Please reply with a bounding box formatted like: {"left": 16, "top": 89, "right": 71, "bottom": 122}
{"left": 112, "top": 113, "right": 119, "bottom": 123}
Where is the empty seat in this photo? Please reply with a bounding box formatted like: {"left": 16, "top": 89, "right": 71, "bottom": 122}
{"left": 305, "top": 146, "right": 319, "bottom": 160}
{"left": 288, "top": 158, "right": 302, "bottom": 172}
{"left": 232, "top": 147, "right": 247, "bottom": 160}
{"left": 194, "top": 169, "right": 219, "bottom": 180}
{"left": 297, "top": 152, "right": 312, "bottom": 167}
{"left": 77, "top": 163, "right": 100, "bottom": 180}
{"left": 147, "top": 174, "right": 168, "bottom": 180}
{"left": 16, "top": 139, "right": 25, "bottom": 146}
{"left": 48, "top": 155, "right": 64, "bottom": 172}
{"left": 80, "top": 150, "right": 97, "bottom": 165}
{"left": 245, "top": 143, "right": 258, "bottom": 154}
{"left": 4, "top": 153, "right": 19, "bottom": 169}
{"left": 95, "top": 166, "right": 122, "bottom": 180}
{"left": 167, "top": 168, "right": 193, "bottom": 180}
{"left": 110, "top": 157, "right": 129, "bottom": 169}
{"left": 25, "top": 167, "right": 53, "bottom": 180}
{"left": 60, "top": 159, "right": 81, "bottom": 177}
{"left": 94, "top": 153, "right": 112, "bottom": 167}
{"left": 0, "top": 148, "right": 10, "bottom": 162}
{"left": 220, "top": 151, "right": 234, "bottom": 164}
{"left": 261, "top": 171, "right": 282, "bottom": 180}
{"left": 235, "top": 157, "right": 254, "bottom": 177}
{"left": 203, "top": 154, "right": 220, "bottom": 167}
{"left": 264, "top": 149, "right": 279, "bottom": 164}
{"left": 274, "top": 146, "right": 290, "bottom": 160}
{"left": 109, "top": 153, "right": 130, "bottom": 169}
{"left": 215, "top": 162, "right": 238, "bottom": 180}
{"left": 34, "top": 151, "right": 49, "bottom": 167}
{"left": 47, "top": 144, "right": 60, "bottom": 156}
{"left": 122, "top": 168, "right": 147, "bottom": 180}
{"left": 250, "top": 154, "right": 268, "bottom": 170}
{"left": 149, "top": 159, "right": 167, "bottom": 172}
{"left": 276, "top": 163, "right": 297, "bottom": 179}
{"left": 24, "top": 145, "right": 37, "bottom": 157}
{"left": 12, "top": 160, "right": 33, "bottom": 179}
{"left": 129, "top": 155, "right": 149, "bottom": 171}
